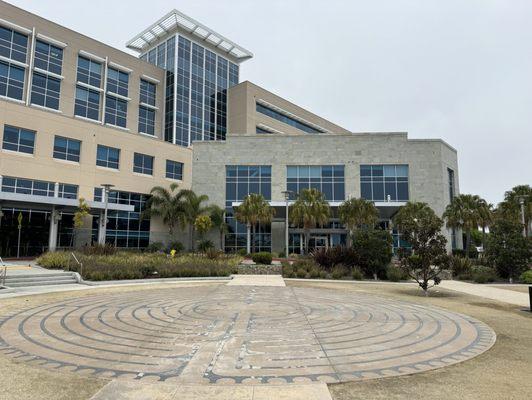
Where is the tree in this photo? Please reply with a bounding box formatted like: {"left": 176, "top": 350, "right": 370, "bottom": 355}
{"left": 338, "top": 198, "right": 379, "bottom": 247}
{"left": 72, "top": 198, "right": 90, "bottom": 247}
{"left": 394, "top": 201, "right": 449, "bottom": 295}
{"left": 209, "top": 205, "right": 228, "bottom": 251}
{"left": 486, "top": 218, "right": 531, "bottom": 282}
{"left": 443, "top": 194, "right": 489, "bottom": 257}
{"left": 477, "top": 198, "right": 493, "bottom": 249}
{"left": 289, "top": 188, "right": 330, "bottom": 254}
{"left": 234, "top": 194, "right": 274, "bottom": 253}
{"left": 194, "top": 215, "right": 213, "bottom": 240}
{"left": 498, "top": 185, "right": 532, "bottom": 236}
{"left": 143, "top": 183, "right": 185, "bottom": 236}
{"left": 352, "top": 229, "right": 393, "bottom": 279}
{"left": 180, "top": 190, "right": 210, "bottom": 251}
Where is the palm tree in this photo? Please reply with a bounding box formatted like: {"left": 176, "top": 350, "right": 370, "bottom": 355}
{"left": 209, "top": 205, "right": 229, "bottom": 251}
{"left": 179, "top": 190, "right": 210, "bottom": 251}
{"left": 477, "top": 199, "right": 493, "bottom": 249}
{"left": 289, "top": 188, "right": 330, "bottom": 254}
{"left": 234, "top": 194, "right": 274, "bottom": 253}
{"left": 143, "top": 183, "right": 185, "bottom": 236}
{"left": 443, "top": 194, "right": 486, "bottom": 256}
{"left": 499, "top": 185, "right": 531, "bottom": 236}
{"left": 339, "top": 197, "right": 379, "bottom": 247}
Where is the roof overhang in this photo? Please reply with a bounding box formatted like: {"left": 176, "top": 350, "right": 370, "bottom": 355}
{"left": 0, "top": 192, "right": 134, "bottom": 212}
{"left": 126, "top": 9, "right": 253, "bottom": 62}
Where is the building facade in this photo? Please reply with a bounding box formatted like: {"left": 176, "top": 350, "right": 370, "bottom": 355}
{"left": 0, "top": 1, "right": 460, "bottom": 257}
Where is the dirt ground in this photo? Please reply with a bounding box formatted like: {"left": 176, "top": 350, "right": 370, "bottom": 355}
{"left": 488, "top": 284, "right": 530, "bottom": 294}
{"left": 0, "top": 281, "right": 530, "bottom": 400}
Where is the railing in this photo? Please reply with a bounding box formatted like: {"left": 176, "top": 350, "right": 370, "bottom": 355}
{"left": 70, "top": 252, "right": 83, "bottom": 279}
{"left": 0, "top": 266, "right": 6, "bottom": 287}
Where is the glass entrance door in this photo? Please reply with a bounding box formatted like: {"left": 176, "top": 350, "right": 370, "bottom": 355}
{"left": 309, "top": 236, "right": 328, "bottom": 251}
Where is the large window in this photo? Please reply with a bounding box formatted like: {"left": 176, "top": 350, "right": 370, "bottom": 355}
{"left": 105, "top": 95, "right": 127, "bottom": 128}
{"left": 0, "top": 61, "right": 25, "bottom": 100}
{"left": 74, "top": 86, "right": 100, "bottom": 120}
{"left": 140, "top": 79, "right": 156, "bottom": 106}
{"left": 225, "top": 165, "right": 272, "bottom": 253}
{"left": 33, "top": 40, "right": 63, "bottom": 75}
{"left": 31, "top": 72, "right": 61, "bottom": 110}
{"left": 2, "top": 125, "right": 35, "bottom": 154}
{"left": 448, "top": 168, "right": 455, "bottom": 201}
{"left": 138, "top": 106, "right": 155, "bottom": 135}
{"left": 96, "top": 144, "right": 120, "bottom": 169}
{"left": 287, "top": 165, "right": 345, "bottom": 201}
{"left": 1, "top": 176, "right": 77, "bottom": 199}
{"left": 360, "top": 164, "right": 409, "bottom": 202}
{"left": 133, "top": 152, "right": 154, "bottom": 175}
{"left": 53, "top": 136, "right": 81, "bottom": 162}
{"left": 0, "top": 26, "right": 28, "bottom": 63}
{"left": 166, "top": 160, "right": 183, "bottom": 180}
{"left": 107, "top": 67, "right": 129, "bottom": 97}
{"left": 256, "top": 102, "right": 325, "bottom": 134}
{"left": 93, "top": 188, "right": 150, "bottom": 248}
{"left": 77, "top": 56, "right": 102, "bottom": 88}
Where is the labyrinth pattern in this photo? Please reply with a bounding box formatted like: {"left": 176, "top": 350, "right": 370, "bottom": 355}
{"left": 0, "top": 286, "right": 496, "bottom": 384}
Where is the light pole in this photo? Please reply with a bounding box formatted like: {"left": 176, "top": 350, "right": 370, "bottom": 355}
{"left": 98, "top": 184, "right": 115, "bottom": 245}
{"left": 518, "top": 196, "right": 527, "bottom": 238}
{"left": 282, "top": 190, "right": 293, "bottom": 259}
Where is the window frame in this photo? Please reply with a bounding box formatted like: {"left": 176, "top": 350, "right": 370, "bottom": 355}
{"left": 53, "top": 135, "right": 81, "bottom": 163}
{"left": 2, "top": 125, "right": 35, "bottom": 154}
{"left": 96, "top": 144, "right": 120, "bottom": 170}
{"left": 165, "top": 160, "right": 183, "bottom": 180}
{"left": 133, "top": 152, "right": 154, "bottom": 176}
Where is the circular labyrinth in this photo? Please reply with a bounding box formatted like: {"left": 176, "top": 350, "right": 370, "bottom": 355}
{"left": 0, "top": 285, "right": 495, "bottom": 384}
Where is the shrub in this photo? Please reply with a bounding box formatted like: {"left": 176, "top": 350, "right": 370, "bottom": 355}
{"left": 309, "top": 266, "right": 321, "bottom": 279}
{"left": 386, "top": 265, "right": 406, "bottom": 282}
{"left": 296, "top": 268, "right": 308, "bottom": 278}
{"left": 351, "top": 267, "right": 364, "bottom": 280}
{"left": 352, "top": 229, "right": 393, "bottom": 279}
{"left": 452, "top": 249, "right": 466, "bottom": 258}
{"left": 312, "top": 246, "right": 357, "bottom": 270}
{"left": 449, "top": 255, "right": 473, "bottom": 277}
{"left": 36, "top": 251, "right": 71, "bottom": 269}
{"left": 472, "top": 266, "right": 498, "bottom": 283}
{"left": 81, "top": 243, "right": 116, "bottom": 255}
{"left": 520, "top": 270, "right": 532, "bottom": 284}
{"left": 166, "top": 241, "right": 184, "bottom": 254}
{"left": 278, "top": 251, "right": 286, "bottom": 258}
{"left": 319, "top": 270, "right": 328, "bottom": 279}
{"left": 282, "top": 263, "right": 294, "bottom": 278}
{"left": 145, "top": 242, "right": 164, "bottom": 253}
{"left": 197, "top": 240, "right": 214, "bottom": 253}
{"left": 331, "top": 265, "right": 349, "bottom": 279}
{"left": 251, "top": 252, "right": 273, "bottom": 265}
{"left": 237, "top": 248, "right": 248, "bottom": 257}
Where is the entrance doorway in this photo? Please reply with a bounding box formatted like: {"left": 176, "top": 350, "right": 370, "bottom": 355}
{"left": 309, "top": 236, "right": 328, "bottom": 251}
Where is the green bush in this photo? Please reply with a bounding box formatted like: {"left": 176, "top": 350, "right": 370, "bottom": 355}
{"left": 278, "top": 251, "right": 285, "bottom": 258}
{"left": 36, "top": 252, "right": 71, "bottom": 269}
{"left": 352, "top": 229, "right": 393, "bottom": 279}
{"left": 251, "top": 252, "right": 273, "bottom": 265}
{"left": 166, "top": 241, "right": 184, "bottom": 253}
{"left": 309, "top": 266, "right": 321, "bottom": 279}
{"left": 386, "top": 265, "right": 406, "bottom": 282}
{"left": 351, "top": 267, "right": 364, "bottom": 280}
{"left": 449, "top": 255, "right": 473, "bottom": 277}
{"left": 237, "top": 248, "right": 248, "bottom": 256}
{"left": 519, "top": 270, "right": 532, "bottom": 284}
{"left": 282, "top": 263, "right": 294, "bottom": 278}
{"left": 81, "top": 244, "right": 117, "bottom": 255}
{"left": 472, "top": 266, "right": 498, "bottom": 283}
{"left": 331, "top": 265, "right": 349, "bottom": 279}
{"left": 146, "top": 242, "right": 164, "bottom": 253}
{"left": 296, "top": 268, "right": 308, "bottom": 278}
{"left": 319, "top": 270, "right": 328, "bottom": 279}
{"left": 197, "top": 240, "right": 214, "bottom": 252}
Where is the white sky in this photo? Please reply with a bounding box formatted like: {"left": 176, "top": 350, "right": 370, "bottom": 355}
{"left": 6, "top": 0, "right": 532, "bottom": 205}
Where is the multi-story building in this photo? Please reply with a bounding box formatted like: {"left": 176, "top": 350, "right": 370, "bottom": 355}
{"left": 0, "top": 2, "right": 460, "bottom": 257}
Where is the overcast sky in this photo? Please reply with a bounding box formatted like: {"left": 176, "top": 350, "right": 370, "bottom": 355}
{"left": 6, "top": 0, "right": 531, "bottom": 205}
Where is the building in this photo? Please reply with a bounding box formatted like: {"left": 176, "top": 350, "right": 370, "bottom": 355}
{"left": 0, "top": 1, "right": 460, "bottom": 257}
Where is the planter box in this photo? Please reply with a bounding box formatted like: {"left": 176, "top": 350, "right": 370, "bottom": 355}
{"left": 237, "top": 264, "right": 282, "bottom": 275}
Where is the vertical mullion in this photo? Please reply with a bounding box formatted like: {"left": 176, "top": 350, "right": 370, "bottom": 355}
{"left": 25, "top": 27, "right": 36, "bottom": 105}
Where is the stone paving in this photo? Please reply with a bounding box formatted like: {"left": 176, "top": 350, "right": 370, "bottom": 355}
{"left": 0, "top": 284, "right": 496, "bottom": 385}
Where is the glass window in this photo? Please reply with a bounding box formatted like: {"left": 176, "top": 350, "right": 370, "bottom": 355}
{"left": 76, "top": 56, "right": 102, "bottom": 88}
{"left": 96, "top": 144, "right": 120, "bottom": 169}
{"left": 0, "top": 176, "right": 76, "bottom": 199}
{"left": 0, "top": 60, "right": 25, "bottom": 100}
{"left": 166, "top": 160, "right": 183, "bottom": 180}
{"left": 138, "top": 106, "right": 155, "bottom": 135}
{"left": 448, "top": 168, "right": 455, "bottom": 201}
{"left": 30, "top": 72, "right": 60, "bottom": 110}
{"left": 34, "top": 40, "right": 63, "bottom": 75}
{"left": 286, "top": 165, "right": 345, "bottom": 201}
{"left": 2, "top": 125, "right": 35, "bottom": 154}
{"left": 256, "top": 103, "right": 325, "bottom": 134}
{"left": 58, "top": 183, "right": 78, "bottom": 199}
{"left": 133, "top": 153, "right": 153, "bottom": 175}
{"left": 0, "top": 26, "right": 28, "bottom": 63}
{"left": 360, "top": 165, "right": 409, "bottom": 202}
{"left": 74, "top": 86, "right": 100, "bottom": 120}
{"left": 104, "top": 95, "right": 127, "bottom": 127}
{"left": 107, "top": 67, "right": 129, "bottom": 97}
{"left": 139, "top": 79, "right": 156, "bottom": 106}
{"left": 53, "top": 136, "right": 81, "bottom": 162}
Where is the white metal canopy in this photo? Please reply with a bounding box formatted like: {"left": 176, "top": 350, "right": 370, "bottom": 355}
{"left": 126, "top": 9, "right": 253, "bottom": 62}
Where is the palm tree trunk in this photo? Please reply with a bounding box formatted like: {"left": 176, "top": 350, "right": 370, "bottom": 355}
{"left": 304, "top": 229, "right": 310, "bottom": 255}
{"left": 481, "top": 226, "right": 486, "bottom": 250}
{"left": 220, "top": 230, "right": 224, "bottom": 251}
{"left": 189, "top": 224, "right": 195, "bottom": 252}
{"left": 346, "top": 229, "right": 353, "bottom": 248}
{"left": 246, "top": 223, "right": 251, "bottom": 254}
{"left": 466, "top": 230, "right": 471, "bottom": 258}
{"left": 251, "top": 225, "right": 256, "bottom": 254}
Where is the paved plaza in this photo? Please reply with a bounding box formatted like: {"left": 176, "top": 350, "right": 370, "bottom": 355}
{"left": 0, "top": 283, "right": 496, "bottom": 387}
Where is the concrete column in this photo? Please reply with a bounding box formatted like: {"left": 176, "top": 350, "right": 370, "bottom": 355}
{"left": 48, "top": 207, "right": 59, "bottom": 252}
{"left": 271, "top": 221, "right": 285, "bottom": 253}
{"left": 54, "top": 182, "right": 59, "bottom": 198}
{"left": 97, "top": 211, "right": 106, "bottom": 245}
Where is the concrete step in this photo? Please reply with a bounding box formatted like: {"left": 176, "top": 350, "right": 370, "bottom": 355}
{"left": 5, "top": 278, "right": 78, "bottom": 288}
{"left": 3, "top": 272, "right": 78, "bottom": 288}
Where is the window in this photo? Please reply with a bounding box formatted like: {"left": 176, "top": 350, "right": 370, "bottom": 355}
{"left": 30, "top": 72, "right": 61, "bottom": 109}
{"left": 448, "top": 168, "right": 455, "bottom": 201}
{"left": 105, "top": 95, "right": 127, "bottom": 128}
{"left": 2, "top": 125, "right": 35, "bottom": 154}
{"left": 166, "top": 160, "right": 183, "bottom": 180}
{"left": 287, "top": 165, "right": 345, "bottom": 201}
{"left": 77, "top": 56, "right": 102, "bottom": 88}
{"left": 58, "top": 183, "right": 78, "bottom": 199}
{"left": 133, "top": 153, "right": 154, "bottom": 175}
{"left": 0, "top": 176, "right": 77, "bottom": 199}
{"left": 96, "top": 144, "right": 120, "bottom": 169}
{"left": 92, "top": 188, "right": 150, "bottom": 248}
{"left": 74, "top": 86, "right": 100, "bottom": 120}
{"left": 225, "top": 165, "right": 272, "bottom": 253}
{"left": 0, "top": 60, "right": 25, "bottom": 100}
{"left": 139, "top": 79, "right": 156, "bottom": 106}
{"left": 34, "top": 40, "right": 63, "bottom": 75}
{"left": 107, "top": 67, "right": 129, "bottom": 97}
{"left": 256, "top": 102, "right": 326, "bottom": 134}
{"left": 53, "top": 136, "right": 81, "bottom": 162}
{"left": 138, "top": 106, "right": 155, "bottom": 135}
{"left": 0, "top": 26, "right": 28, "bottom": 63}
{"left": 360, "top": 164, "right": 409, "bottom": 202}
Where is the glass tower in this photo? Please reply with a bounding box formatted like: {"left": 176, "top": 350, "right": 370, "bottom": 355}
{"left": 140, "top": 35, "right": 240, "bottom": 147}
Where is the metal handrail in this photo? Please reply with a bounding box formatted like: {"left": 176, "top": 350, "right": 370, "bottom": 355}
{"left": 0, "top": 266, "right": 6, "bottom": 287}
{"left": 70, "top": 252, "right": 83, "bottom": 278}
{"left": 0, "top": 257, "right": 5, "bottom": 266}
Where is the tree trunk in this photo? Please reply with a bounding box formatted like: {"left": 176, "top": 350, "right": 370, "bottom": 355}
{"left": 251, "top": 224, "right": 256, "bottom": 254}
{"left": 481, "top": 227, "right": 486, "bottom": 250}
{"left": 304, "top": 229, "right": 310, "bottom": 255}
{"left": 346, "top": 229, "right": 353, "bottom": 248}
{"left": 246, "top": 223, "right": 251, "bottom": 254}
{"left": 220, "top": 230, "right": 224, "bottom": 252}
{"left": 189, "top": 224, "right": 195, "bottom": 251}
{"left": 466, "top": 230, "right": 471, "bottom": 258}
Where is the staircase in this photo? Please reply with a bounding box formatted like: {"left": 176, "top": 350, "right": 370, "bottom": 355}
{"left": 2, "top": 272, "right": 79, "bottom": 288}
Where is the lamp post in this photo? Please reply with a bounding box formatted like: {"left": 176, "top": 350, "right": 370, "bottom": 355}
{"left": 518, "top": 196, "right": 527, "bottom": 238}
{"left": 282, "top": 190, "right": 293, "bottom": 259}
{"left": 98, "top": 184, "right": 115, "bottom": 245}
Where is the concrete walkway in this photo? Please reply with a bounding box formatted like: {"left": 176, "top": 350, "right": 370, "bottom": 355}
{"left": 226, "top": 274, "right": 286, "bottom": 286}
{"left": 439, "top": 280, "right": 530, "bottom": 308}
